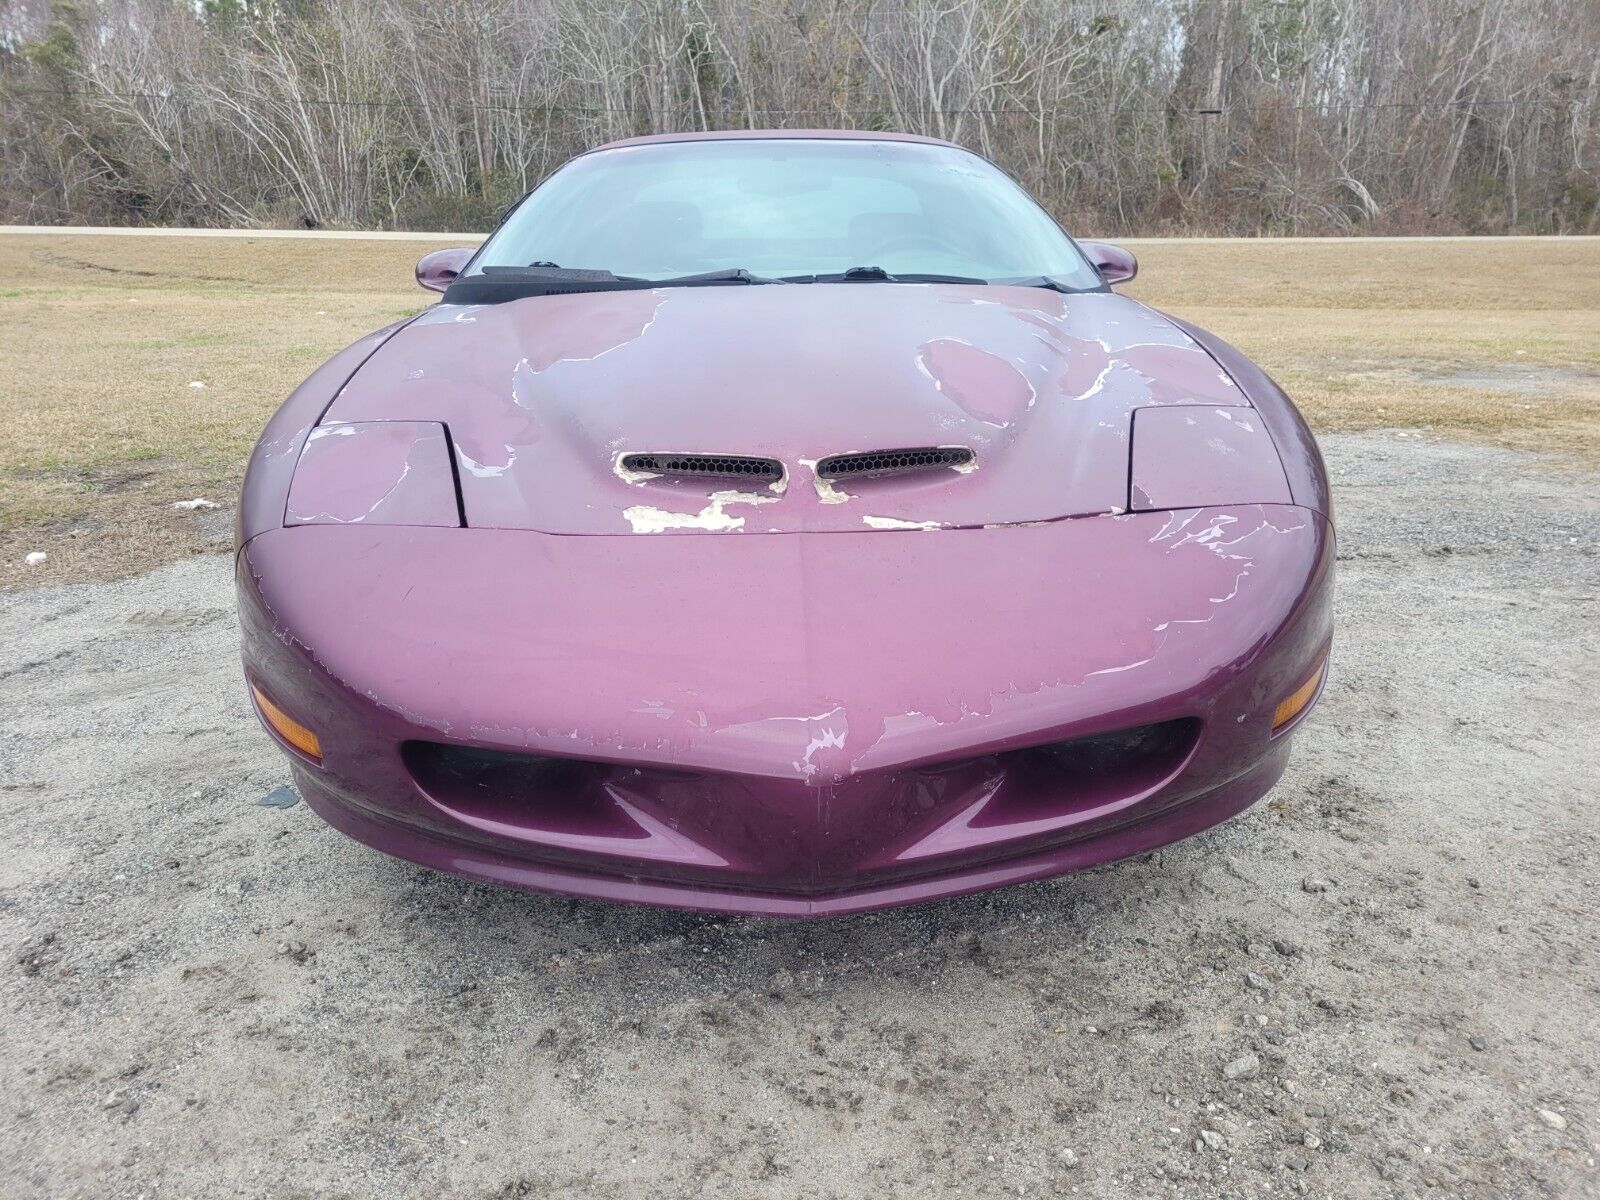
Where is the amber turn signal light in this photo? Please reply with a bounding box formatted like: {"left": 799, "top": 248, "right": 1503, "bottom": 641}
{"left": 1272, "top": 658, "right": 1327, "bottom": 732}
{"left": 251, "top": 685, "right": 323, "bottom": 763}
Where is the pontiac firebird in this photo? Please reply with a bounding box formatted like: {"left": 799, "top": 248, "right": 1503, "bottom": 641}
{"left": 236, "top": 131, "right": 1333, "bottom": 916}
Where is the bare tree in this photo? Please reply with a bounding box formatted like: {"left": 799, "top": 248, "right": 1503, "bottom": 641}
{"left": 1, "top": 0, "right": 1593, "bottom": 234}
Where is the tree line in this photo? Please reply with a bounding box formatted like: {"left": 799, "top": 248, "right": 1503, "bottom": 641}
{"left": 2, "top": 0, "right": 1596, "bottom": 235}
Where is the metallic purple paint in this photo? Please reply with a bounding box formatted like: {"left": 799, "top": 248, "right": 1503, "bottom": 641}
{"left": 235, "top": 135, "right": 1334, "bottom": 916}
{"left": 416, "top": 246, "right": 474, "bottom": 294}
{"left": 323, "top": 285, "right": 1249, "bottom": 534}
{"left": 1078, "top": 239, "right": 1138, "bottom": 285}
{"left": 1129, "top": 407, "right": 1291, "bottom": 512}
{"left": 286, "top": 421, "right": 461, "bottom": 527}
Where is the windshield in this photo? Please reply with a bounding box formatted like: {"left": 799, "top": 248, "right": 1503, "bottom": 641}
{"left": 471, "top": 138, "right": 1102, "bottom": 288}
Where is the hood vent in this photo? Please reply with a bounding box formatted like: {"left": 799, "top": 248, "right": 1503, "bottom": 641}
{"left": 621, "top": 453, "right": 783, "bottom": 483}
{"left": 817, "top": 446, "right": 974, "bottom": 480}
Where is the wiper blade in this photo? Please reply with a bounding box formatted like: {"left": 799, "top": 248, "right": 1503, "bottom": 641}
{"left": 782, "top": 265, "right": 988, "bottom": 285}
{"left": 445, "top": 264, "right": 778, "bottom": 304}
{"left": 481, "top": 264, "right": 626, "bottom": 283}
{"left": 1004, "top": 275, "right": 1092, "bottom": 294}
{"left": 648, "top": 268, "right": 779, "bottom": 285}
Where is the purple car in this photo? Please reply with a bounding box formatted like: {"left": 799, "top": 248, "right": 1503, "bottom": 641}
{"left": 237, "top": 131, "right": 1332, "bottom": 917}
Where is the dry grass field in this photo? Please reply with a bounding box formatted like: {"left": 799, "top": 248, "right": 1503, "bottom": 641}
{"left": 1, "top": 231, "right": 1596, "bottom": 588}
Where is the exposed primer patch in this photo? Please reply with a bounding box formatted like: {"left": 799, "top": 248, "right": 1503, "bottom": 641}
{"left": 612, "top": 451, "right": 661, "bottom": 486}
{"left": 1074, "top": 360, "right": 1116, "bottom": 401}
{"left": 793, "top": 716, "right": 849, "bottom": 781}
{"left": 623, "top": 489, "right": 777, "bottom": 534}
{"left": 457, "top": 445, "right": 515, "bottom": 479}
{"left": 1211, "top": 407, "right": 1258, "bottom": 433}
{"left": 862, "top": 515, "right": 940, "bottom": 531}
{"left": 510, "top": 358, "right": 539, "bottom": 411}
{"left": 799, "top": 457, "right": 850, "bottom": 505}
{"left": 410, "top": 303, "right": 484, "bottom": 327}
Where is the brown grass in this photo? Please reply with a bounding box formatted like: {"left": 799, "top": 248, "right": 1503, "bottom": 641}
{"left": 1123, "top": 238, "right": 1600, "bottom": 456}
{"left": 2, "top": 232, "right": 1596, "bottom": 588}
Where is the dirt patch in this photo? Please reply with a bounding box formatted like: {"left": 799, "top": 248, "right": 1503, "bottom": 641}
{"left": 1, "top": 432, "right": 1595, "bottom": 1199}
{"left": 1414, "top": 364, "right": 1600, "bottom": 395}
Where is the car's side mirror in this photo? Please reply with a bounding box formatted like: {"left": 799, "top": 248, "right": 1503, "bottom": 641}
{"left": 1079, "top": 240, "right": 1137, "bottom": 286}
{"left": 416, "top": 247, "right": 476, "bottom": 293}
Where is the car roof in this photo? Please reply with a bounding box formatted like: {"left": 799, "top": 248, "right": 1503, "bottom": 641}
{"left": 589, "top": 129, "right": 960, "bottom": 154}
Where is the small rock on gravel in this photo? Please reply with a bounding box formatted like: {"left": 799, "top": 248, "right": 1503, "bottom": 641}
{"left": 1537, "top": 1109, "right": 1568, "bottom": 1131}
{"left": 257, "top": 785, "right": 300, "bottom": 809}
{"left": 1223, "top": 1054, "right": 1261, "bottom": 1081}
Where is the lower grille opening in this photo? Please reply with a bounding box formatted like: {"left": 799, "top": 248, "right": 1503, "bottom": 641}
{"left": 974, "top": 718, "right": 1201, "bottom": 827}
{"left": 621, "top": 452, "right": 783, "bottom": 483}
{"left": 403, "top": 742, "right": 644, "bottom": 841}
{"left": 817, "top": 447, "right": 973, "bottom": 479}
{"left": 1011, "top": 718, "right": 1197, "bottom": 780}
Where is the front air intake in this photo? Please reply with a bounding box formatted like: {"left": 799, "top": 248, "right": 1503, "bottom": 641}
{"left": 817, "top": 447, "right": 974, "bottom": 479}
{"left": 621, "top": 453, "right": 783, "bottom": 483}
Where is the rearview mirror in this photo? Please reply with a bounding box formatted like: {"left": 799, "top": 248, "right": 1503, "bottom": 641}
{"left": 416, "top": 247, "right": 476, "bottom": 293}
{"left": 1078, "top": 240, "right": 1138, "bottom": 286}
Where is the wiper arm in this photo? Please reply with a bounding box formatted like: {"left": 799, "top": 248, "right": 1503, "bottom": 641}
{"left": 482, "top": 264, "right": 626, "bottom": 284}
{"left": 782, "top": 265, "right": 989, "bottom": 285}
{"left": 446, "top": 264, "right": 779, "bottom": 303}
{"left": 499, "top": 265, "right": 776, "bottom": 286}
{"left": 1004, "top": 275, "right": 1092, "bottom": 294}
{"left": 638, "top": 267, "right": 783, "bottom": 286}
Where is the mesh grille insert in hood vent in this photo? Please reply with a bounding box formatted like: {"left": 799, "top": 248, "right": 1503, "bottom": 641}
{"left": 621, "top": 453, "right": 783, "bottom": 483}
{"left": 817, "top": 447, "right": 974, "bottom": 479}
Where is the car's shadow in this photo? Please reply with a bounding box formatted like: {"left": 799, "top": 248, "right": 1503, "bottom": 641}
{"left": 336, "top": 820, "right": 1237, "bottom": 1009}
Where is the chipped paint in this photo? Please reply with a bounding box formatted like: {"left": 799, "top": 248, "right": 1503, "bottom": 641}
{"left": 285, "top": 421, "right": 459, "bottom": 527}
{"left": 234, "top": 217, "right": 1336, "bottom": 912}
{"left": 239, "top": 491, "right": 1332, "bottom": 912}
{"left": 622, "top": 489, "right": 778, "bottom": 534}
{"left": 799, "top": 457, "right": 851, "bottom": 505}
{"left": 915, "top": 337, "right": 1036, "bottom": 426}
{"left": 322, "top": 285, "right": 1261, "bottom": 535}
{"left": 794, "top": 723, "right": 848, "bottom": 781}
{"left": 612, "top": 451, "right": 661, "bottom": 486}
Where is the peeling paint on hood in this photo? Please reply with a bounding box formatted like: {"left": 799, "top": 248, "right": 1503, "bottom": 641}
{"left": 324, "top": 283, "right": 1249, "bottom": 534}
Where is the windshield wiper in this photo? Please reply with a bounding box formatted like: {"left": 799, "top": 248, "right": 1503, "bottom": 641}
{"left": 649, "top": 267, "right": 779, "bottom": 285}
{"left": 1004, "top": 275, "right": 1094, "bottom": 294}
{"left": 445, "top": 264, "right": 779, "bottom": 304}
{"left": 782, "top": 265, "right": 989, "bottom": 285}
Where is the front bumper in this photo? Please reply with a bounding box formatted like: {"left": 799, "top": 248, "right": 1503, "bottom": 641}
{"left": 238, "top": 505, "right": 1333, "bottom": 915}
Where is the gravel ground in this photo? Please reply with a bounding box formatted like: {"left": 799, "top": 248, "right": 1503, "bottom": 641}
{"left": 1, "top": 432, "right": 1596, "bottom": 1199}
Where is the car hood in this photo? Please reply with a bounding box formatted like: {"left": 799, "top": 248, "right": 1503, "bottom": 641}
{"left": 323, "top": 283, "right": 1249, "bottom": 534}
